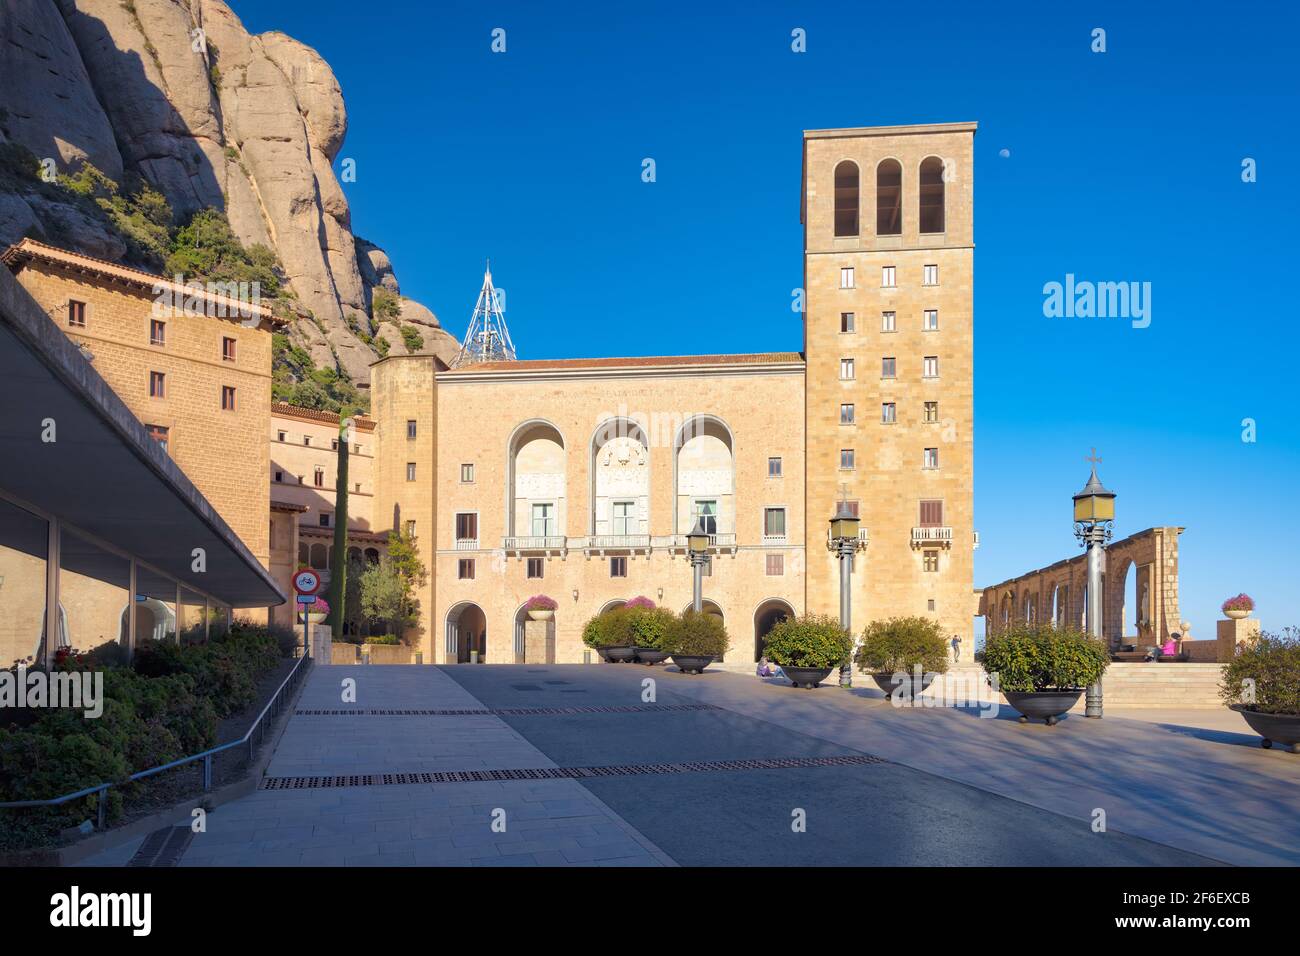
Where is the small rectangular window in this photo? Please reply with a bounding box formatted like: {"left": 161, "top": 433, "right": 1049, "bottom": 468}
{"left": 924, "top": 401, "right": 939, "bottom": 423}
{"left": 924, "top": 551, "right": 940, "bottom": 573}
{"left": 881, "top": 402, "right": 897, "bottom": 424}
{"left": 840, "top": 403, "right": 855, "bottom": 425}
{"left": 527, "top": 557, "right": 544, "bottom": 579}
{"left": 150, "top": 319, "right": 165, "bottom": 346}
{"left": 881, "top": 311, "right": 896, "bottom": 332}
{"left": 768, "top": 457, "right": 782, "bottom": 477}
{"left": 313, "top": 467, "right": 324, "bottom": 487}
{"left": 149, "top": 371, "right": 165, "bottom": 398}
{"left": 923, "top": 355, "right": 939, "bottom": 378}
{"left": 277, "top": 430, "right": 286, "bottom": 442}
{"left": 303, "top": 436, "right": 311, "bottom": 446}
{"left": 840, "top": 448, "right": 855, "bottom": 470}
{"left": 927, "top": 598, "right": 937, "bottom": 611}
{"left": 840, "top": 266, "right": 855, "bottom": 289}
{"left": 274, "top": 470, "right": 283, "bottom": 482}
{"left": 924, "top": 447, "right": 939, "bottom": 470}
{"left": 920, "top": 499, "right": 944, "bottom": 526}
{"left": 455, "top": 513, "right": 478, "bottom": 542}
{"left": 460, "top": 463, "right": 474, "bottom": 483}
{"left": 840, "top": 358, "right": 855, "bottom": 380}
{"left": 331, "top": 439, "right": 338, "bottom": 451}
{"left": 406, "top": 462, "right": 417, "bottom": 481}
{"left": 924, "top": 310, "right": 939, "bottom": 331}
{"left": 764, "top": 507, "right": 787, "bottom": 538}
{"left": 319, "top": 513, "right": 331, "bottom": 527}
{"left": 407, "top": 420, "right": 417, "bottom": 439}
{"left": 222, "top": 336, "right": 236, "bottom": 362}
{"left": 610, "top": 556, "right": 627, "bottom": 578}
{"left": 146, "top": 424, "right": 168, "bottom": 452}
{"left": 68, "top": 300, "right": 86, "bottom": 328}
{"left": 221, "top": 385, "right": 236, "bottom": 411}
{"left": 923, "top": 264, "right": 939, "bottom": 286}
{"left": 840, "top": 312, "right": 855, "bottom": 333}
{"left": 766, "top": 553, "right": 784, "bottom": 576}
{"left": 881, "top": 266, "right": 896, "bottom": 288}
{"left": 881, "top": 357, "right": 896, "bottom": 378}
{"left": 458, "top": 558, "right": 475, "bottom": 580}
{"left": 405, "top": 520, "right": 416, "bottom": 538}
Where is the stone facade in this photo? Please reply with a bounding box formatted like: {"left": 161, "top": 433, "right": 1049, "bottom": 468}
{"left": 802, "top": 123, "right": 978, "bottom": 657}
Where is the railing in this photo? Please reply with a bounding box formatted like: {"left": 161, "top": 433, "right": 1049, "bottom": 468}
{"left": 761, "top": 533, "right": 788, "bottom": 546}
{"left": 584, "top": 534, "right": 651, "bottom": 551}
{"left": 0, "top": 652, "right": 311, "bottom": 831}
{"left": 911, "top": 526, "right": 953, "bottom": 543}
{"left": 453, "top": 537, "right": 480, "bottom": 550}
{"left": 664, "top": 532, "right": 737, "bottom": 550}
{"left": 502, "top": 535, "right": 567, "bottom": 552}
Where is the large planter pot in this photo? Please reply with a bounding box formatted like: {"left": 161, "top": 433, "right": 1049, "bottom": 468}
{"left": 871, "top": 671, "right": 938, "bottom": 701}
{"left": 527, "top": 609, "right": 554, "bottom": 621}
{"left": 634, "top": 647, "right": 669, "bottom": 665}
{"left": 300, "top": 611, "right": 327, "bottom": 625}
{"left": 1225, "top": 609, "right": 1251, "bottom": 621}
{"left": 604, "top": 645, "right": 636, "bottom": 663}
{"left": 671, "top": 654, "right": 713, "bottom": 674}
{"left": 1003, "top": 689, "right": 1084, "bottom": 726}
{"left": 784, "top": 665, "right": 834, "bottom": 689}
{"left": 1230, "top": 704, "right": 1300, "bottom": 751}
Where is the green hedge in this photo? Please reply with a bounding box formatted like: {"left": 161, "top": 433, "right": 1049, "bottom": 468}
{"left": 981, "top": 623, "right": 1109, "bottom": 692}
{"left": 0, "top": 623, "right": 285, "bottom": 850}
{"left": 760, "top": 614, "right": 851, "bottom": 669}
{"left": 1221, "top": 628, "right": 1300, "bottom": 715}
{"left": 855, "top": 616, "right": 950, "bottom": 675}
{"left": 661, "top": 611, "right": 730, "bottom": 659}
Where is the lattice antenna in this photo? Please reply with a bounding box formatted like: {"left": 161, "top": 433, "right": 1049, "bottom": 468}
{"left": 451, "top": 260, "right": 516, "bottom": 367}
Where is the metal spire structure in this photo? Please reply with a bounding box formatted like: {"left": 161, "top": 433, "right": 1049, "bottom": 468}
{"left": 451, "top": 261, "right": 516, "bottom": 367}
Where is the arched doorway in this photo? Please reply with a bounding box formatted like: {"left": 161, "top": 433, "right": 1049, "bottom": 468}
{"left": 753, "top": 599, "right": 794, "bottom": 662}
{"left": 445, "top": 602, "right": 487, "bottom": 663}
{"left": 598, "top": 599, "right": 628, "bottom": 615}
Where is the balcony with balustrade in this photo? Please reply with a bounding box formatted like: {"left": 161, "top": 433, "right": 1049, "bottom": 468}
{"left": 911, "top": 526, "right": 953, "bottom": 548}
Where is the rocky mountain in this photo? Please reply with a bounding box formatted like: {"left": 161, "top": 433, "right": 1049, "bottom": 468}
{"left": 0, "top": 0, "right": 458, "bottom": 386}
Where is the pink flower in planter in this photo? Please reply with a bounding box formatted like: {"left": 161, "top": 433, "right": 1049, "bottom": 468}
{"left": 1221, "top": 593, "right": 1254, "bottom": 613}
{"left": 626, "top": 596, "right": 656, "bottom": 609}
{"left": 525, "top": 594, "right": 558, "bottom": 611}
{"left": 304, "top": 596, "right": 330, "bottom": 615}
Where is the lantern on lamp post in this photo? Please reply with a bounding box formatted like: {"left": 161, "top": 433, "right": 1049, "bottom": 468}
{"left": 1072, "top": 451, "right": 1115, "bottom": 718}
{"left": 686, "top": 517, "right": 711, "bottom": 613}
{"left": 827, "top": 494, "right": 868, "bottom": 687}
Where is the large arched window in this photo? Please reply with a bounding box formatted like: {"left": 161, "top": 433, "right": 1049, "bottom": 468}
{"left": 833, "top": 161, "right": 859, "bottom": 237}
{"left": 876, "top": 159, "right": 902, "bottom": 235}
{"left": 919, "top": 156, "right": 945, "bottom": 233}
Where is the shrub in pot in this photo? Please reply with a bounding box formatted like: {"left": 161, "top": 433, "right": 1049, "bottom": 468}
{"left": 627, "top": 606, "right": 674, "bottom": 664}
{"left": 1221, "top": 627, "right": 1300, "bottom": 750}
{"left": 981, "top": 623, "right": 1109, "bottom": 725}
{"left": 661, "top": 610, "right": 729, "bottom": 674}
{"left": 581, "top": 608, "right": 637, "bottom": 662}
{"left": 763, "top": 614, "right": 853, "bottom": 689}
{"left": 1221, "top": 593, "right": 1255, "bottom": 620}
{"left": 525, "top": 594, "right": 558, "bottom": 621}
{"left": 855, "top": 616, "right": 950, "bottom": 700}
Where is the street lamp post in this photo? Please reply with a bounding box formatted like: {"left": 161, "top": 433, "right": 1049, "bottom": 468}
{"left": 686, "top": 517, "right": 711, "bottom": 613}
{"left": 1072, "top": 451, "right": 1116, "bottom": 719}
{"left": 827, "top": 497, "right": 868, "bottom": 687}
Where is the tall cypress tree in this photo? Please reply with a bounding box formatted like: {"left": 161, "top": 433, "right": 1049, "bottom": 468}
{"left": 328, "top": 415, "right": 352, "bottom": 639}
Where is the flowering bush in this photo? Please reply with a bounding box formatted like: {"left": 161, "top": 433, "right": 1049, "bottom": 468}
{"left": 625, "top": 596, "right": 656, "bottom": 609}
{"left": 302, "top": 596, "right": 330, "bottom": 616}
{"left": 525, "top": 594, "right": 558, "bottom": 611}
{"left": 1222, "top": 593, "right": 1255, "bottom": 614}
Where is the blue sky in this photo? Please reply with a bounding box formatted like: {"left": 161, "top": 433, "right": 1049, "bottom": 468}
{"left": 234, "top": 0, "right": 1299, "bottom": 638}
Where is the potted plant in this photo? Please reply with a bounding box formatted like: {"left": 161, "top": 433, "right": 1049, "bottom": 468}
{"left": 299, "top": 596, "right": 329, "bottom": 625}
{"left": 625, "top": 596, "right": 656, "bottom": 609}
{"left": 581, "top": 608, "right": 636, "bottom": 662}
{"left": 763, "top": 614, "right": 853, "bottom": 689}
{"left": 1222, "top": 593, "right": 1255, "bottom": 621}
{"left": 662, "top": 610, "right": 729, "bottom": 674}
{"left": 981, "top": 623, "right": 1109, "bottom": 725}
{"left": 627, "top": 605, "right": 673, "bottom": 664}
{"left": 1221, "top": 627, "right": 1300, "bottom": 751}
{"left": 525, "top": 594, "right": 558, "bottom": 621}
{"left": 855, "top": 616, "right": 950, "bottom": 701}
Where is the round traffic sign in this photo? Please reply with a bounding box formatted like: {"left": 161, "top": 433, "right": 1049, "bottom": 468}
{"left": 293, "top": 567, "right": 321, "bottom": 595}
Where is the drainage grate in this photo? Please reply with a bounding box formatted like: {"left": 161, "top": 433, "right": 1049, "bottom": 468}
{"left": 128, "top": 825, "right": 194, "bottom": 867}
{"left": 260, "top": 754, "right": 884, "bottom": 791}
{"left": 295, "top": 703, "right": 720, "bottom": 717}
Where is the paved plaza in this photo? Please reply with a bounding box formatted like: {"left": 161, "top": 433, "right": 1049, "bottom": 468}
{"left": 81, "top": 663, "right": 1299, "bottom": 867}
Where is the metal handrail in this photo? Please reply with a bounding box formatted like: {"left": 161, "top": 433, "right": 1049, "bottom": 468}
{"left": 0, "top": 652, "right": 312, "bottom": 830}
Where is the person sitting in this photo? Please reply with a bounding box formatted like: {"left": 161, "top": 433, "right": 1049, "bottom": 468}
{"left": 756, "top": 656, "right": 783, "bottom": 679}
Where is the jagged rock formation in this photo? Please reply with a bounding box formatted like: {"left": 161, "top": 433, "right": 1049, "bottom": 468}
{"left": 0, "top": 0, "right": 455, "bottom": 384}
